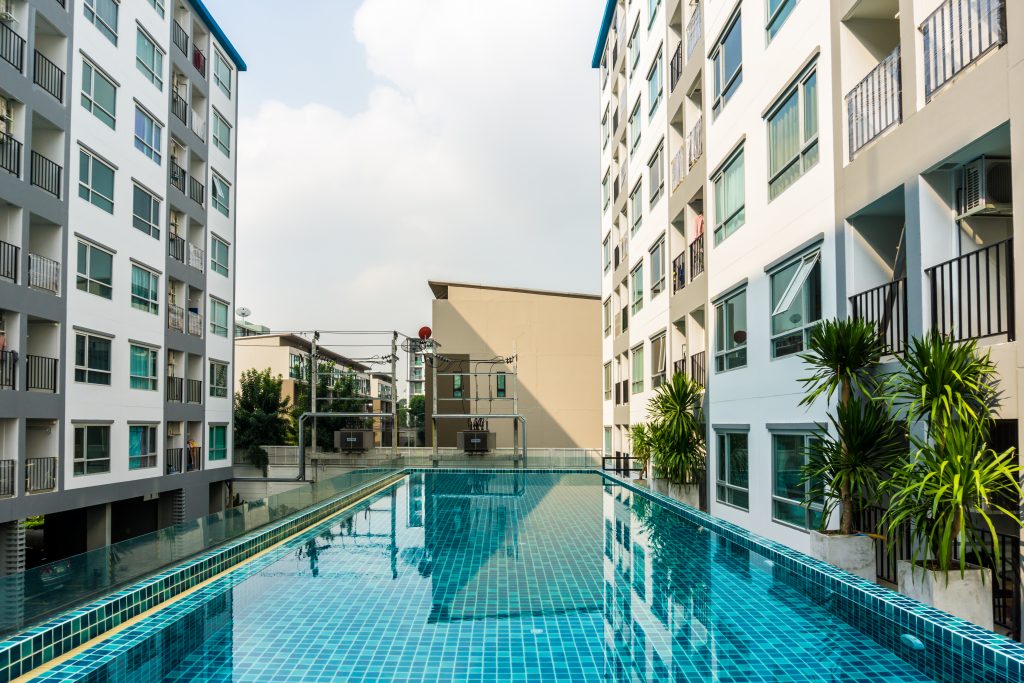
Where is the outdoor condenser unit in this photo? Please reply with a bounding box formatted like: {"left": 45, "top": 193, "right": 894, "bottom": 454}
{"left": 958, "top": 157, "right": 1012, "bottom": 220}
{"left": 458, "top": 430, "right": 495, "bottom": 454}
{"left": 334, "top": 429, "right": 372, "bottom": 453}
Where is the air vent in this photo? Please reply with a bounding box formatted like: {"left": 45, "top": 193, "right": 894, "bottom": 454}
{"left": 958, "top": 157, "right": 1012, "bottom": 219}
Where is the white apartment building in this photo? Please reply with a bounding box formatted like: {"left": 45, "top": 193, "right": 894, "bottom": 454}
{"left": 597, "top": 0, "right": 1024, "bottom": 615}
{"left": 0, "top": 0, "right": 245, "bottom": 572}
{"left": 407, "top": 348, "right": 425, "bottom": 398}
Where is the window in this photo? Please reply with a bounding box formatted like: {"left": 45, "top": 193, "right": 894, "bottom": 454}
{"left": 648, "top": 144, "right": 664, "bottom": 206}
{"left": 767, "top": 66, "right": 818, "bottom": 200}
{"left": 129, "top": 344, "right": 158, "bottom": 390}
{"left": 715, "top": 288, "right": 747, "bottom": 372}
{"left": 74, "top": 425, "right": 110, "bottom": 475}
{"left": 453, "top": 374, "right": 463, "bottom": 398}
{"left": 209, "top": 425, "right": 227, "bottom": 460}
{"left": 648, "top": 0, "right": 661, "bottom": 28}
{"left": 601, "top": 109, "right": 609, "bottom": 148}
{"left": 130, "top": 264, "right": 159, "bottom": 314}
{"left": 629, "top": 20, "right": 640, "bottom": 72}
{"left": 629, "top": 98, "right": 641, "bottom": 151}
{"left": 602, "top": 172, "right": 610, "bottom": 209}
{"left": 649, "top": 237, "right": 665, "bottom": 295}
{"left": 210, "top": 299, "right": 229, "bottom": 337}
{"left": 136, "top": 29, "right": 164, "bottom": 90}
{"left": 84, "top": 0, "right": 118, "bottom": 44}
{"left": 212, "top": 174, "right": 230, "bottom": 216}
{"left": 767, "top": 0, "right": 796, "bottom": 41}
{"left": 128, "top": 425, "right": 157, "bottom": 470}
{"left": 650, "top": 333, "right": 666, "bottom": 388}
{"left": 772, "top": 432, "right": 824, "bottom": 529}
{"left": 214, "top": 50, "right": 233, "bottom": 97}
{"left": 647, "top": 53, "right": 662, "bottom": 117}
{"left": 716, "top": 431, "right": 749, "bottom": 509}
{"left": 770, "top": 251, "right": 821, "bottom": 357}
{"left": 603, "top": 298, "right": 612, "bottom": 337}
{"left": 496, "top": 373, "right": 506, "bottom": 398}
{"left": 630, "top": 181, "right": 642, "bottom": 231}
{"left": 712, "top": 146, "right": 745, "bottom": 245}
{"left": 210, "top": 361, "right": 228, "bottom": 397}
{"left": 76, "top": 241, "right": 113, "bottom": 299}
{"left": 210, "top": 236, "right": 229, "bottom": 276}
{"left": 604, "top": 427, "right": 612, "bottom": 457}
{"left": 79, "top": 150, "right": 115, "bottom": 213}
{"left": 74, "top": 333, "right": 111, "bottom": 385}
{"left": 603, "top": 235, "right": 611, "bottom": 272}
{"left": 630, "top": 263, "right": 644, "bottom": 315}
{"left": 146, "top": 0, "right": 165, "bottom": 17}
{"left": 132, "top": 184, "right": 160, "bottom": 238}
{"left": 631, "top": 344, "right": 645, "bottom": 394}
{"left": 212, "top": 110, "right": 231, "bottom": 157}
{"left": 604, "top": 363, "right": 612, "bottom": 400}
{"left": 134, "top": 107, "right": 162, "bottom": 164}
{"left": 711, "top": 11, "right": 743, "bottom": 117}
{"left": 289, "top": 353, "right": 304, "bottom": 379}
{"left": 81, "top": 61, "right": 116, "bottom": 129}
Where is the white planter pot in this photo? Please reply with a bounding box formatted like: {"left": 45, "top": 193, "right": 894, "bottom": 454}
{"left": 808, "top": 531, "right": 876, "bottom": 582}
{"left": 651, "top": 478, "right": 700, "bottom": 508}
{"left": 897, "top": 560, "right": 993, "bottom": 630}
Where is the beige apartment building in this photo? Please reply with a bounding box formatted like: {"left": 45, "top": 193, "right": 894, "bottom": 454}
{"left": 424, "top": 281, "right": 602, "bottom": 450}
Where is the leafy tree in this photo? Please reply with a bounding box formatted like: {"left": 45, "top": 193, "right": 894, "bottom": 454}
{"left": 647, "top": 372, "right": 706, "bottom": 485}
{"left": 408, "top": 395, "right": 425, "bottom": 427}
{"left": 291, "top": 360, "right": 369, "bottom": 452}
{"left": 234, "top": 369, "right": 291, "bottom": 475}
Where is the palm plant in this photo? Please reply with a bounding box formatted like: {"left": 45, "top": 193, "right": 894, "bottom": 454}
{"left": 647, "top": 372, "right": 705, "bottom": 484}
{"left": 629, "top": 423, "right": 654, "bottom": 480}
{"left": 798, "top": 318, "right": 885, "bottom": 407}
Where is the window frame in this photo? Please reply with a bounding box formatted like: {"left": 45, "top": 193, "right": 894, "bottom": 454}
{"left": 210, "top": 360, "right": 229, "bottom": 398}
{"left": 214, "top": 50, "right": 233, "bottom": 98}
{"left": 130, "top": 263, "right": 159, "bottom": 315}
{"left": 766, "top": 63, "right": 818, "bottom": 201}
{"left": 209, "top": 298, "right": 229, "bottom": 337}
{"left": 769, "top": 249, "right": 821, "bottom": 359}
{"left": 711, "top": 10, "right": 743, "bottom": 118}
{"left": 714, "top": 287, "right": 748, "bottom": 372}
{"left": 716, "top": 430, "right": 750, "bottom": 510}
{"left": 210, "top": 235, "right": 229, "bottom": 277}
{"left": 628, "top": 19, "right": 640, "bottom": 73}
{"left": 133, "top": 105, "right": 163, "bottom": 164}
{"left": 209, "top": 424, "right": 228, "bottom": 461}
{"left": 646, "top": 51, "right": 662, "bottom": 118}
{"left": 135, "top": 27, "right": 164, "bottom": 90}
{"left": 649, "top": 235, "right": 665, "bottom": 296}
{"left": 603, "top": 298, "right": 612, "bottom": 338}
{"left": 629, "top": 97, "right": 642, "bottom": 151}
{"left": 81, "top": 59, "right": 117, "bottom": 129}
{"left": 78, "top": 149, "right": 115, "bottom": 214}
{"left": 74, "top": 424, "right": 111, "bottom": 476}
{"left": 146, "top": 0, "right": 165, "bottom": 17}
{"left": 603, "top": 234, "right": 611, "bottom": 272}
{"left": 211, "top": 173, "right": 231, "bottom": 217}
{"left": 648, "top": 142, "right": 664, "bottom": 206}
{"left": 647, "top": 0, "right": 661, "bottom": 29}
{"left": 650, "top": 332, "right": 667, "bottom": 388}
{"left": 76, "top": 240, "right": 113, "bottom": 299}
{"left": 212, "top": 109, "right": 231, "bottom": 157}
{"left": 712, "top": 145, "right": 745, "bottom": 245}
{"left": 128, "top": 424, "right": 158, "bottom": 470}
{"left": 766, "top": 0, "right": 797, "bottom": 42}
{"left": 771, "top": 431, "right": 824, "bottom": 530}
{"left": 74, "top": 333, "right": 112, "bottom": 385}
{"left": 630, "top": 262, "right": 644, "bottom": 315}
{"left": 603, "top": 362, "right": 612, "bottom": 400}
{"left": 132, "top": 183, "right": 161, "bottom": 239}
{"left": 602, "top": 171, "right": 610, "bottom": 210}
{"left": 631, "top": 343, "right": 645, "bottom": 394}
{"left": 129, "top": 343, "right": 158, "bottom": 391}
{"left": 83, "top": 0, "right": 118, "bottom": 45}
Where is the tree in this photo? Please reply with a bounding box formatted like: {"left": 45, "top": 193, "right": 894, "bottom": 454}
{"left": 234, "top": 369, "right": 291, "bottom": 476}
{"left": 647, "top": 372, "right": 705, "bottom": 485}
{"left": 291, "top": 361, "right": 369, "bottom": 452}
{"left": 408, "top": 395, "right": 425, "bottom": 427}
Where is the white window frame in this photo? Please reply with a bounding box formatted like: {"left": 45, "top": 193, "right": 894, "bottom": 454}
{"left": 210, "top": 298, "right": 229, "bottom": 337}
{"left": 133, "top": 105, "right": 163, "bottom": 164}
{"left": 766, "top": 0, "right": 797, "bottom": 42}
{"left": 630, "top": 181, "right": 642, "bottom": 232}
{"left": 711, "top": 10, "right": 743, "bottom": 118}
{"left": 714, "top": 287, "right": 747, "bottom": 372}
{"left": 210, "top": 235, "right": 229, "bottom": 277}
{"left": 603, "top": 235, "right": 611, "bottom": 272}
{"left": 629, "top": 19, "right": 640, "bottom": 73}
{"left": 716, "top": 430, "right": 749, "bottom": 510}
{"left": 132, "top": 183, "right": 160, "bottom": 239}
{"left": 646, "top": 52, "right": 662, "bottom": 117}
{"left": 712, "top": 145, "right": 745, "bottom": 245}
{"left": 648, "top": 142, "right": 664, "bottom": 206}
{"left": 135, "top": 27, "right": 164, "bottom": 90}
{"left": 630, "top": 262, "right": 644, "bottom": 315}
{"left": 212, "top": 109, "right": 232, "bottom": 157}
{"left": 629, "top": 97, "right": 641, "bottom": 151}
{"left": 769, "top": 250, "right": 821, "bottom": 358}
{"left": 210, "top": 360, "right": 229, "bottom": 398}
{"left": 81, "top": 59, "right": 116, "bottom": 129}
{"left": 211, "top": 173, "right": 230, "bottom": 217}
{"left": 129, "top": 343, "right": 158, "bottom": 391}
{"left": 214, "top": 50, "right": 233, "bottom": 98}
{"left": 128, "top": 424, "right": 158, "bottom": 470}
{"left": 74, "top": 333, "right": 112, "bottom": 385}
{"left": 649, "top": 236, "right": 665, "bottom": 296}
{"left": 84, "top": 0, "right": 118, "bottom": 45}
{"left": 76, "top": 240, "right": 113, "bottom": 299}
{"left": 771, "top": 431, "right": 824, "bottom": 530}
{"left": 74, "top": 424, "right": 111, "bottom": 476}
{"left": 79, "top": 149, "right": 115, "bottom": 214}
{"left": 767, "top": 63, "right": 818, "bottom": 201}
{"left": 130, "top": 263, "right": 159, "bottom": 315}
{"left": 650, "top": 331, "right": 667, "bottom": 388}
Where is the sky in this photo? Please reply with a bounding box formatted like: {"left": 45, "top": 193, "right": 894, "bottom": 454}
{"left": 204, "top": 0, "right": 605, "bottom": 345}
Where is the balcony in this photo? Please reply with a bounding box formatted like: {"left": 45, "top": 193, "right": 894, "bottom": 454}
{"left": 190, "top": 110, "right": 206, "bottom": 139}
{"left": 26, "top": 355, "right": 58, "bottom": 392}
{"left": 168, "top": 303, "right": 184, "bottom": 332}
{"left": 0, "top": 350, "right": 15, "bottom": 389}
{"left": 172, "top": 92, "right": 188, "bottom": 125}
{"left": 673, "top": 358, "right": 686, "bottom": 376}
{"left": 669, "top": 42, "right": 683, "bottom": 93}
{"left": 166, "top": 447, "right": 200, "bottom": 473}
{"left": 670, "top": 147, "right": 685, "bottom": 191}
{"left": 192, "top": 46, "right": 207, "bottom": 77}
{"left": 33, "top": 51, "right": 65, "bottom": 103}
{"left": 614, "top": 382, "right": 621, "bottom": 405}
{"left": 850, "top": 279, "right": 908, "bottom": 356}
{"left": 686, "top": 116, "right": 703, "bottom": 169}
{"left": 926, "top": 238, "right": 1014, "bottom": 343}
{"left": 672, "top": 252, "right": 686, "bottom": 293}
{"left": 0, "top": 460, "right": 11, "bottom": 497}
{"left": 166, "top": 376, "right": 183, "bottom": 401}
{"left": 187, "top": 311, "right": 203, "bottom": 337}
{"left": 186, "top": 378, "right": 202, "bottom": 404}
{"left": 686, "top": 1, "right": 702, "bottom": 60}
{"left": 172, "top": 20, "right": 189, "bottom": 55}
{"left": 187, "top": 243, "right": 204, "bottom": 271}
{"left": 169, "top": 234, "right": 185, "bottom": 263}
{"left": 25, "top": 456, "right": 56, "bottom": 493}
{"left": 188, "top": 176, "right": 205, "bottom": 206}
{"left": 30, "top": 151, "right": 62, "bottom": 197}
{"left": 0, "top": 131, "right": 22, "bottom": 176}
{"left": 922, "top": 0, "right": 1005, "bottom": 101}
{"left": 690, "top": 351, "right": 706, "bottom": 387}
{"left": 620, "top": 305, "right": 628, "bottom": 333}
{"left": 170, "top": 160, "right": 186, "bottom": 193}
{"left": 28, "top": 253, "right": 60, "bottom": 294}
{"left": 620, "top": 380, "right": 629, "bottom": 404}
{"left": 689, "top": 232, "right": 705, "bottom": 278}
{"left": 613, "top": 238, "right": 628, "bottom": 269}
{"left": 0, "top": 21, "right": 25, "bottom": 72}
{"left": 187, "top": 446, "right": 202, "bottom": 471}
{"left": 0, "top": 239, "right": 18, "bottom": 281}
{"left": 847, "top": 46, "right": 901, "bottom": 159}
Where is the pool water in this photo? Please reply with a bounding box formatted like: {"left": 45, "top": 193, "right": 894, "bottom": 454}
{"left": 32, "top": 472, "right": 938, "bottom": 682}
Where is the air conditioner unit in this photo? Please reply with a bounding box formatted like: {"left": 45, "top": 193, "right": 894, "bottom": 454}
{"left": 958, "top": 157, "right": 1012, "bottom": 219}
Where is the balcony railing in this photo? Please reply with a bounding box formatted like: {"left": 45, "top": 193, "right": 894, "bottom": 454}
{"left": 0, "top": 350, "right": 15, "bottom": 389}
{"left": 187, "top": 378, "right": 203, "bottom": 404}
{"left": 171, "top": 91, "right": 188, "bottom": 125}
{"left": 689, "top": 232, "right": 705, "bottom": 279}
{"left": 0, "top": 131, "right": 22, "bottom": 177}
{"left": 172, "top": 20, "right": 189, "bottom": 55}
{"left": 926, "top": 238, "right": 1014, "bottom": 343}
{"left": 922, "top": 0, "right": 1005, "bottom": 101}
{"left": 25, "top": 456, "right": 56, "bottom": 493}
{"left": 670, "top": 42, "right": 683, "bottom": 92}
{"left": 614, "top": 381, "right": 622, "bottom": 405}
{"left": 690, "top": 351, "right": 706, "bottom": 387}
{"left": 850, "top": 278, "right": 908, "bottom": 355}
{"left": 187, "top": 311, "right": 203, "bottom": 337}
{"left": 672, "top": 252, "right": 686, "bottom": 293}
{"left": 847, "top": 46, "right": 901, "bottom": 159}
{"left": 0, "top": 239, "right": 18, "bottom": 281}
{"left": 670, "top": 147, "right": 685, "bottom": 191}
{"left": 168, "top": 233, "right": 186, "bottom": 263}
{"left": 0, "top": 21, "right": 25, "bottom": 72}
{"left": 620, "top": 380, "right": 629, "bottom": 404}
{"left": 170, "top": 160, "right": 186, "bottom": 193}
{"left": 28, "top": 253, "right": 60, "bottom": 294}
{"left": 190, "top": 110, "right": 206, "bottom": 139}
{"left": 30, "top": 151, "right": 62, "bottom": 197}
{"left": 192, "top": 46, "right": 207, "bottom": 77}
{"left": 187, "top": 446, "right": 202, "bottom": 471}
{"left": 187, "top": 243, "right": 204, "bottom": 271}
{"left": 188, "top": 176, "right": 205, "bottom": 205}
{"left": 26, "top": 355, "right": 58, "bottom": 392}
{"left": 33, "top": 51, "right": 64, "bottom": 103}
{"left": 0, "top": 460, "right": 12, "bottom": 497}
{"left": 614, "top": 238, "right": 628, "bottom": 269}
{"left": 686, "top": 1, "right": 702, "bottom": 60}
{"left": 673, "top": 358, "right": 686, "bottom": 376}
{"left": 686, "top": 116, "right": 703, "bottom": 169}
{"left": 620, "top": 305, "right": 629, "bottom": 333}
{"left": 167, "top": 376, "right": 183, "bottom": 402}
{"left": 166, "top": 448, "right": 184, "bottom": 474}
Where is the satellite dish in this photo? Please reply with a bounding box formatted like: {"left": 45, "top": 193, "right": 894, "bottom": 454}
{"left": 236, "top": 307, "right": 251, "bottom": 318}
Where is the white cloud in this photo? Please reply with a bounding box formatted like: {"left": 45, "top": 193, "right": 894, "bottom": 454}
{"left": 235, "top": 0, "right": 602, "bottom": 339}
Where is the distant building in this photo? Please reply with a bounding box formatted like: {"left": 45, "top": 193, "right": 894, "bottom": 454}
{"left": 234, "top": 319, "right": 270, "bottom": 337}
{"left": 407, "top": 349, "right": 425, "bottom": 398}
{"left": 370, "top": 372, "right": 395, "bottom": 446}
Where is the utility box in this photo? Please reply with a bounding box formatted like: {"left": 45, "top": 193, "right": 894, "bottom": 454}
{"left": 458, "top": 430, "right": 495, "bottom": 454}
{"left": 334, "top": 430, "right": 373, "bottom": 453}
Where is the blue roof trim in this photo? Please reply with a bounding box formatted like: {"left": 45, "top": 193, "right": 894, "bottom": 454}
{"left": 591, "top": 0, "right": 616, "bottom": 69}
{"left": 186, "top": 0, "right": 247, "bottom": 72}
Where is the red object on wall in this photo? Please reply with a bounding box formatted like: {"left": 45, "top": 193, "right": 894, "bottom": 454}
{"left": 418, "top": 326, "right": 432, "bottom": 340}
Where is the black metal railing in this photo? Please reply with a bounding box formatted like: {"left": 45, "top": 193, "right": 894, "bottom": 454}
{"left": 166, "top": 376, "right": 183, "bottom": 402}
{"left": 670, "top": 42, "right": 683, "bottom": 92}
{"left": 0, "top": 131, "right": 22, "bottom": 176}
{"left": 0, "top": 350, "right": 15, "bottom": 389}
{"left": 0, "top": 239, "right": 18, "bottom": 281}
{"left": 954, "top": 528, "right": 1021, "bottom": 639}
{"left": 673, "top": 358, "right": 686, "bottom": 375}
{"left": 186, "top": 378, "right": 202, "bottom": 404}
{"left": 170, "top": 160, "right": 186, "bottom": 193}
{"left": 690, "top": 351, "right": 706, "bottom": 387}
{"left": 168, "top": 233, "right": 186, "bottom": 263}
{"left": 26, "top": 355, "right": 58, "bottom": 392}
{"left": 847, "top": 46, "right": 901, "bottom": 159}
{"left": 922, "top": 0, "right": 1006, "bottom": 101}
{"left": 620, "top": 380, "right": 630, "bottom": 404}
{"left": 188, "top": 175, "right": 205, "bottom": 205}
{"left": 30, "top": 151, "right": 62, "bottom": 197}
{"left": 620, "top": 305, "right": 628, "bottom": 333}
{"left": 171, "top": 91, "right": 189, "bottom": 125}
{"left": 172, "top": 20, "right": 189, "bottom": 55}
{"left": 187, "top": 446, "right": 202, "bottom": 472}
{"left": 0, "top": 21, "right": 25, "bottom": 72}
{"left": 192, "top": 45, "right": 207, "bottom": 77}
{"left": 689, "top": 232, "right": 705, "bottom": 278}
{"left": 850, "top": 278, "right": 908, "bottom": 355}
{"left": 33, "top": 50, "right": 64, "bottom": 102}
{"left": 603, "top": 452, "right": 641, "bottom": 476}
{"left": 855, "top": 505, "right": 912, "bottom": 586}
{"left": 614, "top": 382, "right": 622, "bottom": 405}
{"left": 0, "top": 460, "right": 12, "bottom": 497}
{"left": 166, "top": 447, "right": 184, "bottom": 474}
{"left": 25, "top": 456, "right": 56, "bottom": 492}
{"left": 926, "top": 238, "right": 1014, "bottom": 343}
{"left": 672, "top": 252, "right": 686, "bottom": 293}
{"left": 28, "top": 253, "right": 60, "bottom": 294}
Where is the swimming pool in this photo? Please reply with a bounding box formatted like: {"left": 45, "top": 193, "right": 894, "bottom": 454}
{"left": 21, "top": 471, "right": 1024, "bottom": 681}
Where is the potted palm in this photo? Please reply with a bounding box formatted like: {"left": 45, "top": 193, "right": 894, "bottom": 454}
{"left": 881, "top": 332, "right": 1022, "bottom": 628}
{"left": 629, "top": 423, "right": 653, "bottom": 483}
{"left": 647, "top": 371, "right": 705, "bottom": 508}
{"left": 798, "top": 319, "right": 891, "bottom": 578}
